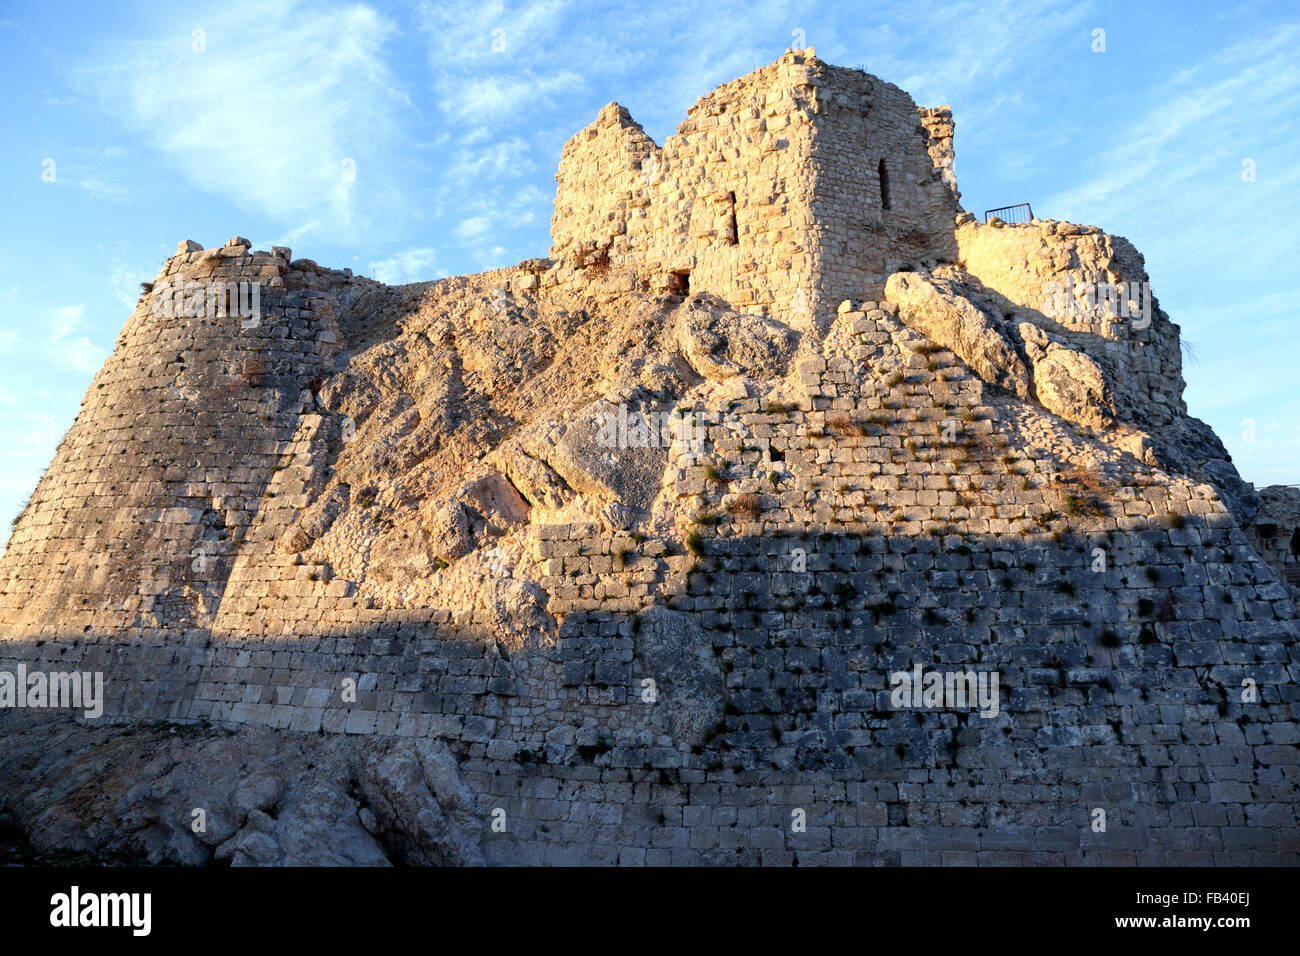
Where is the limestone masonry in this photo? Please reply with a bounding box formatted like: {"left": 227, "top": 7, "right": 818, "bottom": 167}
{"left": 1, "top": 50, "right": 1296, "bottom": 866}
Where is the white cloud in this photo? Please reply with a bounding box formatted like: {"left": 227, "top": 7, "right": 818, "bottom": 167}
{"left": 456, "top": 216, "right": 492, "bottom": 240}
{"left": 26, "top": 414, "right": 58, "bottom": 449}
{"left": 60, "top": 337, "right": 108, "bottom": 374}
{"left": 448, "top": 136, "right": 535, "bottom": 181}
{"left": 76, "top": 175, "right": 129, "bottom": 201}
{"left": 0, "top": 303, "right": 110, "bottom": 375}
{"left": 48, "top": 304, "right": 87, "bottom": 340}
{"left": 445, "top": 71, "right": 584, "bottom": 123}
{"left": 72, "top": 1, "right": 414, "bottom": 239}
{"left": 417, "top": 0, "right": 592, "bottom": 125}
{"left": 369, "top": 248, "right": 440, "bottom": 284}
{"left": 447, "top": 183, "right": 550, "bottom": 267}
{"left": 47, "top": 305, "right": 108, "bottom": 373}
{"left": 1044, "top": 24, "right": 1300, "bottom": 224}
{"left": 110, "top": 261, "right": 153, "bottom": 312}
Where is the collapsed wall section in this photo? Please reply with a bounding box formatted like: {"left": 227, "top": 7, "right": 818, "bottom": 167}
{"left": 550, "top": 51, "right": 963, "bottom": 334}
{"left": 551, "top": 53, "right": 823, "bottom": 330}
{"left": 955, "top": 219, "right": 1185, "bottom": 429}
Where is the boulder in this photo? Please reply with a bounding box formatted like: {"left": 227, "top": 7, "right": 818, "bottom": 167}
{"left": 885, "top": 271, "right": 1031, "bottom": 398}
{"left": 368, "top": 515, "right": 436, "bottom": 581}
{"left": 546, "top": 398, "right": 670, "bottom": 514}
{"left": 357, "top": 740, "right": 484, "bottom": 867}
{"left": 675, "top": 293, "right": 799, "bottom": 380}
{"left": 488, "top": 449, "right": 572, "bottom": 511}
{"left": 456, "top": 470, "right": 530, "bottom": 534}
{"left": 423, "top": 499, "right": 474, "bottom": 563}
{"left": 1016, "top": 322, "right": 1117, "bottom": 427}
{"left": 480, "top": 578, "right": 553, "bottom": 652}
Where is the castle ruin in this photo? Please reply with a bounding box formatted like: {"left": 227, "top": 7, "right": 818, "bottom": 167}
{"left": 0, "top": 51, "right": 1296, "bottom": 867}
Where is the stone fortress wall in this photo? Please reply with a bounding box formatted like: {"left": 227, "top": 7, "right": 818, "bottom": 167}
{"left": 2, "top": 297, "right": 1295, "bottom": 862}
{"left": 0, "top": 239, "right": 375, "bottom": 634}
{"left": 0, "top": 51, "right": 1297, "bottom": 865}
{"left": 1251, "top": 485, "right": 1300, "bottom": 599}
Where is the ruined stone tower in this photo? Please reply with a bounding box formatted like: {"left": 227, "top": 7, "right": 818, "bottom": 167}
{"left": 0, "top": 52, "right": 1296, "bottom": 867}
{"left": 551, "top": 50, "right": 961, "bottom": 332}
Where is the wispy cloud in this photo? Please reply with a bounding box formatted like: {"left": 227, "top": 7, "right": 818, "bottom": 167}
{"left": 1045, "top": 24, "right": 1300, "bottom": 223}
{"left": 0, "top": 303, "right": 107, "bottom": 376}
{"left": 417, "top": 0, "right": 586, "bottom": 124}
{"left": 71, "top": 0, "right": 415, "bottom": 240}
{"left": 1025, "top": 20, "right": 1300, "bottom": 485}
{"left": 109, "top": 256, "right": 155, "bottom": 312}
{"left": 46, "top": 304, "right": 108, "bottom": 373}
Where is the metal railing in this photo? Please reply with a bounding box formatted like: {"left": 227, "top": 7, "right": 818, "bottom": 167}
{"left": 984, "top": 203, "right": 1034, "bottom": 224}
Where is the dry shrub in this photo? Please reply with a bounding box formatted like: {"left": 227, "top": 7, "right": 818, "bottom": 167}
{"left": 577, "top": 243, "right": 611, "bottom": 275}
{"left": 1058, "top": 464, "right": 1106, "bottom": 492}
{"left": 728, "top": 493, "right": 761, "bottom": 521}
{"left": 826, "top": 412, "right": 857, "bottom": 437}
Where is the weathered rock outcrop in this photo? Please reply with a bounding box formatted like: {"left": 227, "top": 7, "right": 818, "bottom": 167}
{"left": 1015, "top": 321, "right": 1118, "bottom": 428}
{"left": 0, "top": 717, "right": 487, "bottom": 866}
{"left": 885, "top": 271, "right": 1031, "bottom": 398}
{"left": 675, "top": 293, "right": 800, "bottom": 381}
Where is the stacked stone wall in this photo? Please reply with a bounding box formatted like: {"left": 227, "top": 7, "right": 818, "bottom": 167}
{"left": 0, "top": 240, "right": 371, "bottom": 635}
{"left": 807, "top": 66, "right": 962, "bottom": 315}
{"left": 1, "top": 53, "right": 1296, "bottom": 866}
{"left": 1, "top": 301, "right": 1295, "bottom": 864}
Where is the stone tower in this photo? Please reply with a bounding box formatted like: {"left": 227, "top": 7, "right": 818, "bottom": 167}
{"left": 0, "top": 239, "right": 371, "bottom": 636}
{"left": 550, "top": 49, "right": 962, "bottom": 332}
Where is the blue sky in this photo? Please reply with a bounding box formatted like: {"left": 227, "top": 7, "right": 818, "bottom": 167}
{"left": 2, "top": 0, "right": 1297, "bottom": 549}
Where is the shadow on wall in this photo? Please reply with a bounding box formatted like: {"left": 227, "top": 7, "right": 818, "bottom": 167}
{"left": 1, "top": 524, "right": 1297, "bottom": 865}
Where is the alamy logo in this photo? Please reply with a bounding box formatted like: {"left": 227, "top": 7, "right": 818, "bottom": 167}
{"left": 0, "top": 665, "right": 103, "bottom": 719}
{"left": 595, "top": 404, "right": 704, "bottom": 453}
{"left": 149, "top": 278, "right": 262, "bottom": 327}
{"left": 1041, "top": 275, "right": 1150, "bottom": 328}
{"left": 50, "top": 886, "right": 151, "bottom": 936}
{"left": 889, "top": 665, "right": 1000, "bottom": 718}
